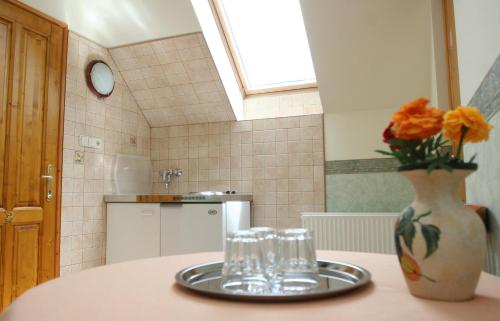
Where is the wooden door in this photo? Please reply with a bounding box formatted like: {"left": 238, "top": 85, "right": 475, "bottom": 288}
{"left": 0, "top": 7, "right": 13, "bottom": 311}
{"left": 0, "top": 0, "right": 67, "bottom": 309}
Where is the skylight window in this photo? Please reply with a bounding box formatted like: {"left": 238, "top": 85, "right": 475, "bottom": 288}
{"left": 214, "top": 0, "right": 316, "bottom": 94}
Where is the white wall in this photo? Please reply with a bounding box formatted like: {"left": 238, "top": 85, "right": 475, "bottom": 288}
{"left": 454, "top": 0, "right": 500, "bottom": 104}
{"left": 324, "top": 108, "right": 394, "bottom": 161}
{"left": 302, "top": 0, "right": 445, "bottom": 162}
{"left": 20, "top": 0, "right": 201, "bottom": 47}
{"left": 300, "top": 0, "right": 433, "bottom": 113}
{"left": 454, "top": 0, "right": 500, "bottom": 275}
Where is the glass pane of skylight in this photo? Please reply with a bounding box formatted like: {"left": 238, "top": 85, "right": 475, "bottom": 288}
{"left": 218, "top": 0, "right": 316, "bottom": 91}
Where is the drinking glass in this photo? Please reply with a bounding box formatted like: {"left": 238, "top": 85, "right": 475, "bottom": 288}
{"left": 221, "top": 230, "right": 269, "bottom": 294}
{"left": 250, "top": 227, "right": 277, "bottom": 279}
{"left": 273, "top": 228, "right": 320, "bottom": 293}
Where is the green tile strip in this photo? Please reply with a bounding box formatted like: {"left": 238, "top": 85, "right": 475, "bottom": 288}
{"left": 469, "top": 53, "right": 500, "bottom": 120}
{"left": 325, "top": 158, "right": 400, "bottom": 174}
{"left": 325, "top": 146, "right": 452, "bottom": 175}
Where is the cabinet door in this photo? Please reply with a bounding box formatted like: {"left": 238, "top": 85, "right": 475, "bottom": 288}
{"left": 106, "top": 204, "right": 161, "bottom": 264}
{"left": 162, "top": 204, "right": 223, "bottom": 256}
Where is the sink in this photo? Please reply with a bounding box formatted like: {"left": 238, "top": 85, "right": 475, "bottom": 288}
{"left": 186, "top": 191, "right": 224, "bottom": 196}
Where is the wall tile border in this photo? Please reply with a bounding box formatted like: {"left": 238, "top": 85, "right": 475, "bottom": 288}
{"left": 325, "top": 147, "right": 452, "bottom": 175}
{"left": 325, "top": 158, "right": 399, "bottom": 175}
{"left": 469, "top": 53, "right": 500, "bottom": 120}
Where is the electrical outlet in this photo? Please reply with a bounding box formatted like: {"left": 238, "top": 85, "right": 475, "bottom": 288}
{"left": 129, "top": 135, "right": 137, "bottom": 146}
{"left": 91, "top": 137, "right": 103, "bottom": 149}
{"left": 74, "top": 150, "right": 84, "bottom": 164}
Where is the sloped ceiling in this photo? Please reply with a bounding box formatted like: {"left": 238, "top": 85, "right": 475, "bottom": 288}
{"left": 19, "top": 0, "right": 201, "bottom": 47}
{"left": 109, "top": 33, "right": 236, "bottom": 127}
{"left": 300, "top": 0, "right": 433, "bottom": 113}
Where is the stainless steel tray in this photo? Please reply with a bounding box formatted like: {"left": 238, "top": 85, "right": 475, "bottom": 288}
{"left": 175, "top": 260, "right": 371, "bottom": 302}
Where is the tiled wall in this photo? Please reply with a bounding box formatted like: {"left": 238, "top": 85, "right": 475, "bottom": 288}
{"left": 151, "top": 115, "right": 325, "bottom": 228}
{"left": 244, "top": 90, "right": 323, "bottom": 120}
{"left": 326, "top": 172, "right": 414, "bottom": 212}
{"left": 60, "top": 32, "right": 151, "bottom": 275}
{"left": 60, "top": 33, "right": 326, "bottom": 274}
{"left": 109, "top": 33, "right": 235, "bottom": 127}
{"left": 325, "top": 158, "right": 414, "bottom": 212}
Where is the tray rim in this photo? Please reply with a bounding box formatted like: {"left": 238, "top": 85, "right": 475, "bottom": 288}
{"left": 175, "top": 259, "right": 372, "bottom": 302}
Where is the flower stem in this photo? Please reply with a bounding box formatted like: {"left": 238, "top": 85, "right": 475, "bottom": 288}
{"left": 455, "top": 126, "right": 468, "bottom": 160}
{"left": 412, "top": 211, "right": 431, "bottom": 223}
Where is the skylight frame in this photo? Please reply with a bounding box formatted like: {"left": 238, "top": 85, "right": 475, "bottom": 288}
{"left": 210, "top": 0, "right": 317, "bottom": 96}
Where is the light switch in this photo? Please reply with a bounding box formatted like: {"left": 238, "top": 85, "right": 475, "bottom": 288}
{"left": 79, "top": 135, "right": 102, "bottom": 149}
{"left": 79, "top": 135, "right": 89, "bottom": 147}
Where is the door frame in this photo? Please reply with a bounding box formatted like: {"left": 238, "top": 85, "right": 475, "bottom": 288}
{"left": 443, "top": 0, "right": 461, "bottom": 109}
{"left": 442, "top": 0, "right": 467, "bottom": 200}
{"left": 4, "top": 0, "right": 68, "bottom": 279}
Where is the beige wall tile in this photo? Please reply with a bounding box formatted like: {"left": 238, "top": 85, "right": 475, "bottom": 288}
{"left": 61, "top": 32, "right": 151, "bottom": 275}
{"left": 66, "top": 33, "right": 326, "bottom": 271}
{"left": 151, "top": 114, "right": 325, "bottom": 229}
{"left": 109, "top": 33, "right": 236, "bottom": 127}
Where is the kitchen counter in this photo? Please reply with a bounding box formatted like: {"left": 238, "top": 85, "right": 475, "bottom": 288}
{"left": 103, "top": 194, "right": 253, "bottom": 203}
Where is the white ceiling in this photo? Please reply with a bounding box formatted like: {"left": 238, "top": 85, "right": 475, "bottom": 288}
{"left": 300, "top": 0, "right": 433, "bottom": 113}
{"left": 20, "top": 0, "right": 201, "bottom": 47}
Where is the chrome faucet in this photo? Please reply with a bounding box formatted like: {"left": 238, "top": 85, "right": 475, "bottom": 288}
{"left": 159, "top": 168, "right": 183, "bottom": 190}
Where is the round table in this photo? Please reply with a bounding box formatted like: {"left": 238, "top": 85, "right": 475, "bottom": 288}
{"left": 2, "top": 251, "right": 500, "bottom": 321}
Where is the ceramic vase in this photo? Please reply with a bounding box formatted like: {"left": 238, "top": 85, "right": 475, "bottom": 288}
{"left": 395, "top": 169, "right": 486, "bottom": 301}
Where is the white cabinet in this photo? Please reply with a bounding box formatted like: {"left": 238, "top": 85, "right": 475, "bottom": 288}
{"left": 106, "top": 203, "right": 161, "bottom": 264}
{"left": 106, "top": 201, "right": 251, "bottom": 264}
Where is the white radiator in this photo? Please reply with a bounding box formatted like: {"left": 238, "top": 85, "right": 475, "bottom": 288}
{"left": 302, "top": 212, "right": 499, "bottom": 276}
{"left": 302, "top": 212, "right": 399, "bottom": 254}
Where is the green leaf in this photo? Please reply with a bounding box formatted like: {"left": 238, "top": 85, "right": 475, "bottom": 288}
{"left": 402, "top": 224, "right": 416, "bottom": 253}
{"left": 421, "top": 224, "right": 441, "bottom": 259}
{"left": 375, "top": 150, "right": 395, "bottom": 156}
{"left": 468, "top": 153, "right": 477, "bottom": 164}
{"left": 395, "top": 233, "right": 403, "bottom": 258}
{"left": 427, "top": 161, "right": 438, "bottom": 173}
{"left": 396, "top": 207, "right": 416, "bottom": 253}
{"left": 396, "top": 207, "right": 414, "bottom": 233}
{"left": 414, "top": 210, "right": 432, "bottom": 222}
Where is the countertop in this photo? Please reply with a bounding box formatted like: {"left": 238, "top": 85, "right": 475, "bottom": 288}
{"left": 4, "top": 251, "right": 500, "bottom": 321}
{"left": 103, "top": 194, "right": 253, "bottom": 203}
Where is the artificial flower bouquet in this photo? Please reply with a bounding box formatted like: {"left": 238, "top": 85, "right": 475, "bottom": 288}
{"left": 377, "top": 98, "right": 493, "bottom": 171}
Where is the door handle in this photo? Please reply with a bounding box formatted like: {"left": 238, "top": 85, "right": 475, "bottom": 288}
{"left": 4, "top": 211, "right": 13, "bottom": 223}
{"left": 0, "top": 208, "right": 12, "bottom": 223}
{"left": 41, "top": 164, "right": 54, "bottom": 201}
{"left": 140, "top": 210, "right": 154, "bottom": 216}
{"left": 0, "top": 208, "right": 13, "bottom": 223}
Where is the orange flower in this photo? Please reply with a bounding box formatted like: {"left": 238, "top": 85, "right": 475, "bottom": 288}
{"left": 391, "top": 98, "right": 445, "bottom": 140}
{"left": 442, "top": 106, "right": 493, "bottom": 143}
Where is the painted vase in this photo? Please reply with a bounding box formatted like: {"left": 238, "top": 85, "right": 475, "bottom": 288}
{"left": 395, "top": 169, "right": 486, "bottom": 301}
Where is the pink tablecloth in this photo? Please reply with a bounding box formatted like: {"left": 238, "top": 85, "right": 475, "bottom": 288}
{"left": 1, "top": 251, "right": 500, "bottom": 321}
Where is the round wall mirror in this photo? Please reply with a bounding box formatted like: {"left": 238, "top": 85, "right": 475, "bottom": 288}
{"left": 85, "top": 60, "right": 115, "bottom": 98}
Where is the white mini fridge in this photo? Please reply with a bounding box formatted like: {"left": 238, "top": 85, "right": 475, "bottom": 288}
{"left": 162, "top": 202, "right": 250, "bottom": 256}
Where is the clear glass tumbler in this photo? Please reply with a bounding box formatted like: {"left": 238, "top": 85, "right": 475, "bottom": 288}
{"left": 273, "top": 228, "right": 320, "bottom": 293}
{"left": 250, "top": 227, "right": 277, "bottom": 279}
{"left": 221, "top": 230, "right": 269, "bottom": 294}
